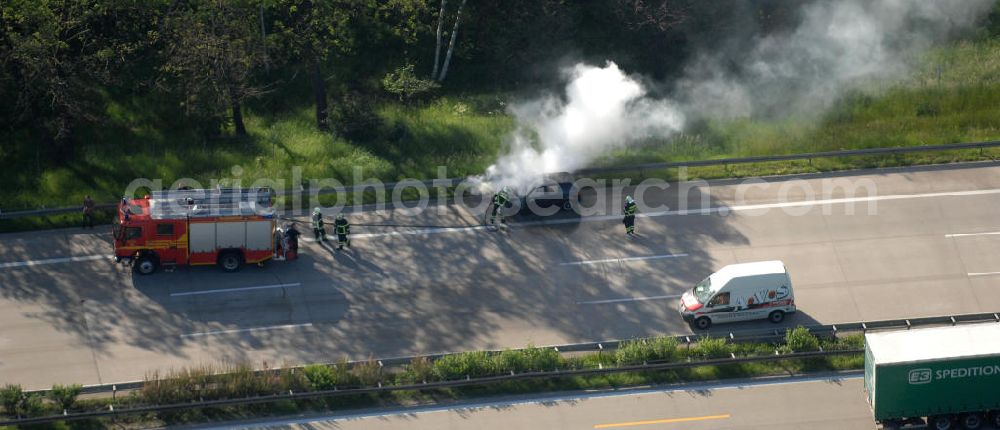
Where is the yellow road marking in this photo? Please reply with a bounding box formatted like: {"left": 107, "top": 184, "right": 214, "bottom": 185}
{"left": 594, "top": 414, "right": 731, "bottom": 428}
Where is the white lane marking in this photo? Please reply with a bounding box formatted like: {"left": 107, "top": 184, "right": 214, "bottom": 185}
{"left": 577, "top": 294, "right": 682, "bottom": 305}
{"left": 0, "top": 254, "right": 109, "bottom": 269}
{"left": 560, "top": 253, "right": 689, "bottom": 267}
{"left": 309, "top": 187, "right": 1000, "bottom": 240}
{"left": 514, "top": 188, "right": 1000, "bottom": 229}
{"left": 170, "top": 283, "right": 302, "bottom": 297}
{"left": 11, "top": 187, "right": 1000, "bottom": 266}
{"left": 303, "top": 225, "right": 489, "bottom": 242}
{"left": 968, "top": 272, "right": 1000, "bottom": 277}
{"left": 209, "top": 372, "right": 862, "bottom": 430}
{"left": 946, "top": 231, "right": 1000, "bottom": 238}
{"left": 181, "top": 323, "right": 313, "bottom": 338}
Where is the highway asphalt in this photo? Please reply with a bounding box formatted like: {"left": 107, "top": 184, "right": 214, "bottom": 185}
{"left": 2, "top": 162, "right": 1000, "bottom": 389}
{"left": 195, "top": 373, "right": 876, "bottom": 430}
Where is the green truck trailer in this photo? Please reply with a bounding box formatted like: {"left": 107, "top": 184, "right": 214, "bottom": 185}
{"left": 865, "top": 323, "right": 1000, "bottom": 430}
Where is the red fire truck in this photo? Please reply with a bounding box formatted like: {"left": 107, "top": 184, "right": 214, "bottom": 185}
{"left": 113, "top": 188, "right": 287, "bottom": 275}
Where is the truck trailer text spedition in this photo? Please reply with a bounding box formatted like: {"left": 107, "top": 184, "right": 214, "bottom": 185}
{"left": 865, "top": 323, "right": 1000, "bottom": 430}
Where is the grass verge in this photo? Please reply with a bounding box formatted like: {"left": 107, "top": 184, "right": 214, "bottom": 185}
{"left": 6, "top": 39, "right": 1000, "bottom": 232}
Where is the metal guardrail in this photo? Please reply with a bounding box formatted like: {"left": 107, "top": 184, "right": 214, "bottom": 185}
{"left": 4, "top": 140, "right": 999, "bottom": 220}
{"left": 4, "top": 312, "right": 998, "bottom": 425}
{"left": 0, "top": 349, "right": 863, "bottom": 427}
{"left": 577, "top": 139, "right": 1000, "bottom": 176}
{"left": 42, "top": 311, "right": 1000, "bottom": 397}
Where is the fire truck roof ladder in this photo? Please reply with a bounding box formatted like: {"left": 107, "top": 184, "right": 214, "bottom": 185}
{"left": 147, "top": 188, "right": 274, "bottom": 220}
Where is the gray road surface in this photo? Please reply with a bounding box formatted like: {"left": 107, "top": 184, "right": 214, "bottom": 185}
{"left": 200, "top": 374, "right": 875, "bottom": 430}
{"left": 2, "top": 162, "right": 1000, "bottom": 389}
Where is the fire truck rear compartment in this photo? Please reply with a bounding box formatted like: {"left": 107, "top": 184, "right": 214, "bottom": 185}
{"left": 189, "top": 220, "right": 273, "bottom": 269}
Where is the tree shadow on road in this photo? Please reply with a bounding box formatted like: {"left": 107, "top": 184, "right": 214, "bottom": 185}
{"left": 0, "top": 180, "right": 757, "bottom": 387}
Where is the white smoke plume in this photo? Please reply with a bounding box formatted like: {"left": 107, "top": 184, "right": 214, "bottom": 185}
{"left": 480, "top": 0, "right": 994, "bottom": 190}
{"left": 482, "top": 62, "right": 684, "bottom": 192}
{"left": 677, "top": 0, "right": 995, "bottom": 118}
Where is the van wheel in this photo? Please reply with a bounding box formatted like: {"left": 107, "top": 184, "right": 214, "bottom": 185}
{"left": 991, "top": 412, "right": 1000, "bottom": 428}
{"left": 930, "top": 415, "right": 954, "bottom": 430}
{"left": 219, "top": 252, "right": 243, "bottom": 273}
{"left": 961, "top": 413, "right": 982, "bottom": 430}
{"left": 693, "top": 317, "right": 711, "bottom": 330}
{"left": 134, "top": 255, "right": 158, "bottom": 275}
{"left": 768, "top": 310, "right": 785, "bottom": 324}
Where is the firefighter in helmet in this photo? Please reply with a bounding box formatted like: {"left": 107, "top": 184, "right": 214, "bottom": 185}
{"left": 490, "top": 186, "right": 511, "bottom": 226}
{"left": 312, "top": 207, "right": 326, "bottom": 242}
{"left": 623, "top": 195, "right": 637, "bottom": 236}
{"left": 283, "top": 222, "right": 300, "bottom": 259}
{"left": 334, "top": 213, "right": 351, "bottom": 250}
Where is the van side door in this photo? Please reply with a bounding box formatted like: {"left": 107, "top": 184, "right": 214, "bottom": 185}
{"left": 705, "top": 293, "right": 737, "bottom": 321}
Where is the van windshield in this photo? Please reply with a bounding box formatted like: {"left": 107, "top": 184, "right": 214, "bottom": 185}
{"left": 693, "top": 277, "right": 712, "bottom": 303}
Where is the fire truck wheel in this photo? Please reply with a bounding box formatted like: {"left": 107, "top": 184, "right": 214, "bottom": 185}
{"left": 134, "top": 256, "right": 158, "bottom": 275}
{"left": 219, "top": 251, "right": 243, "bottom": 272}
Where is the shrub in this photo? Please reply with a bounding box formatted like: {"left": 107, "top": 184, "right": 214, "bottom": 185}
{"left": 381, "top": 64, "right": 439, "bottom": 102}
{"left": 730, "top": 341, "right": 778, "bottom": 357}
{"left": 279, "top": 368, "right": 311, "bottom": 393}
{"left": 141, "top": 369, "right": 200, "bottom": 405}
{"left": 492, "top": 349, "right": 527, "bottom": 374}
{"left": 695, "top": 337, "right": 731, "bottom": 359}
{"left": 330, "top": 91, "right": 382, "bottom": 141}
{"left": 0, "top": 384, "right": 22, "bottom": 416}
{"left": 19, "top": 394, "right": 44, "bottom": 417}
{"left": 839, "top": 333, "right": 865, "bottom": 350}
{"left": 521, "top": 346, "right": 562, "bottom": 371}
{"left": 433, "top": 351, "right": 491, "bottom": 380}
{"left": 784, "top": 327, "right": 820, "bottom": 352}
{"left": 916, "top": 102, "right": 940, "bottom": 117}
{"left": 649, "top": 337, "right": 680, "bottom": 362}
{"left": 401, "top": 356, "right": 434, "bottom": 383}
{"left": 303, "top": 364, "right": 337, "bottom": 391}
{"left": 218, "top": 364, "right": 270, "bottom": 398}
{"left": 615, "top": 340, "right": 653, "bottom": 366}
{"left": 352, "top": 357, "right": 382, "bottom": 387}
{"left": 50, "top": 384, "right": 83, "bottom": 410}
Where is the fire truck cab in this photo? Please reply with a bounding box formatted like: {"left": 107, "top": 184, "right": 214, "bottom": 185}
{"left": 113, "top": 188, "right": 277, "bottom": 275}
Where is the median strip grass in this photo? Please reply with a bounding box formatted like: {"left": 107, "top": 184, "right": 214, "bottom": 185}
{"left": 0, "top": 327, "right": 863, "bottom": 428}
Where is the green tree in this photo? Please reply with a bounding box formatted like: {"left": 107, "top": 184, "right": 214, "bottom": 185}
{"left": 270, "top": 0, "right": 359, "bottom": 131}
{"left": 157, "top": 0, "right": 269, "bottom": 137}
{"left": 0, "top": 0, "right": 158, "bottom": 163}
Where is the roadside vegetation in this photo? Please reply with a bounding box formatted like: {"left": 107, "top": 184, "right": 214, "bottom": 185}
{"left": 0, "top": 328, "right": 863, "bottom": 428}
{"left": 4, "top": 1, "right": 1000, "bottom": 233}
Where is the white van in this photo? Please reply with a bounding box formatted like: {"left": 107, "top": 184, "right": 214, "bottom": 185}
{"left": 678, "top": 260, "right": 795, "bottom": 330}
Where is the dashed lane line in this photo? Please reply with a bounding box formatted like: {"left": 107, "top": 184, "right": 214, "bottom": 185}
{"left": 0, "top": 254, "right": 108, "bottom": 269}
{"left": 560, "top": 253, "right": 689, "bottom": 267}
{"left": 170, "top": 283, "right": 302, "bottom": 297}
{"left": 181, "top": 323, "right": 313, "bottom": 338}
{"left": 576, "top": 294, "right": 682, "bottom": 305}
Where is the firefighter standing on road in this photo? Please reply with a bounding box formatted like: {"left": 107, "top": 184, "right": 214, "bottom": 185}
{"left": 82, "top": 195, "right": 95, "bottom": 229}
{"left": 335, "top": 214, "right": 351, "bottom": 250}
{"left": 623, "top": 195, "right": 637, "bottom": 236}
{"left": 284, "top": 223, "right": 301, "bottom": 259}
{"left": 312, "top": 207, "right": 326, "bottom": 242}
{"left": 490, "top": 186, "right": 510, "bottom": 226}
